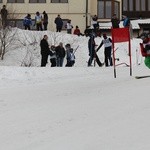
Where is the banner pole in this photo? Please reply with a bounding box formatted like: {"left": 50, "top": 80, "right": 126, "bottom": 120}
{"left": 112, "top": 42, "right": 116, "bottom": 78}
{"left": 128, "top": 28, "right": 132, "bottom": 76}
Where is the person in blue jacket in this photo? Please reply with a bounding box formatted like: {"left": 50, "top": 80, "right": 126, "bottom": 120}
{"left": 122, "top": 15, "right": 130, "bottom": 27}
{"left": 23, "top": 14, "right": 32, "bottom": 30}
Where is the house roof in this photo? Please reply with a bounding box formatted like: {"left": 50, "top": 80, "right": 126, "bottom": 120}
{"left": 99, "top": 19, "right": 150, "bottom": 30}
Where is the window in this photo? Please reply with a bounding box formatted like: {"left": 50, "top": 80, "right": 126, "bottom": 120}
{"left": 7, "top": 19, "right": 36, "bottom": 30}
{"left": 7, "top": 0, "right": 24, "bottom": 3}
{"left": 0, "top": 0, "right": 2, "bottom": 3}
{"left": 61, "top": 19, "right": 69, "bottom": 30}
{"left": 97, "top": 0, "right": 112, "bottom": 19}
{"left": 135, "top": 0, "right": 146, "bottom": 11}
{"left": 97, "top": 1, "right": 104, "bottom": 18}
{"left": 129, "top": 0, "right": 133, "bottom": 11}
{"left": 148, "top": 0, "right": 150, "bottom": 11}
{"left": 123, "top": 0, "right": 127, "bottom": 11}
{"left": 114, "top": 1, "right": 119, "bottom": 18}
{"left": 105, "top": 1, "right": 111, "bottom": 18}
{"left": 51, "top": 0, "right": 68, "bottom": 3}
{"left": 141, "top": 0, "right": 146, "bottom": 11}
{"left": 136, "top": 0, "right": 140, "bottom": 11}
{"left": 123, "top": 0, "right": 147, "bottom": 12}
{"left": 29, "top": 0, "right": 46, "bottom": 3}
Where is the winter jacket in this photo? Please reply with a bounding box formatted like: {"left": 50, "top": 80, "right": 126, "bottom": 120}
{"left": 145, "top": 56, "right": 150, "bottom": 69}
{"left": 54, "top": 17, "right": 63, "bottom": 27}
{"left": 43, "top": 13, "right": 48, "bottom": 24}
{"left": 49, "top": 50, "right": 56, "bottom": 59}
{"left": 35, "top": 15, "right": 42, "bottom": 24}
{"left": 97, "top": 37, "right": 112, "bottom": 51}
{"left": 1, "top": 8, "right": 8, "bottom": 19}
{"left": 23, "top": 16, "right": 32, "bottom": 26}
{"left": 66, "top": 22, "right": 73, "bottom": 30}
{"left": 88, "top": 36, "right": 96, "bottom": 56}
{"left": 40, "top": 39, "right": 50, "bottom": 56}
{"left": 73, "top": 29, "right": 81, "bottom": 35}
{"left": 111, "top": 18, "right": 120, "bottom": 28}
{"left": 55, "top": 46, "right": 66, "bottom": 58}
{"left": 123, "top": 18, "right": 130, "bottom": 27}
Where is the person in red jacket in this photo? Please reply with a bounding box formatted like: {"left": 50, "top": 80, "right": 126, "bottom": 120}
{"left": 73, "top": 26, "right": 81, "bottom": 36}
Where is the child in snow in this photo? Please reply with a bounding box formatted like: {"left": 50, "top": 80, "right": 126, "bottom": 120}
{"left": 49, "top": 45, "right": 56, "bottom": 67}
{"left": 65, "top": 44, "right": 75, "bottom": 67}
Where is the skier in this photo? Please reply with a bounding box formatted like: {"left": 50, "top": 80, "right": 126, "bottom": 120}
{"left": 88, "top": 33, "right": 103, "bottom": 67}
{"left": 96, "top": 33, "right": 113, "bottom": 67}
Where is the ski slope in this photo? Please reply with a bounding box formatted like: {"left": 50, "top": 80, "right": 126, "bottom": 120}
{"left": 0, "top": 29, "right": 150, "bottom": 150}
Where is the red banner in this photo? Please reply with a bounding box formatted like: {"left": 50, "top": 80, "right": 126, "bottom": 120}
{"left": 111, "top": 27, "right": 130, "bottom": 43}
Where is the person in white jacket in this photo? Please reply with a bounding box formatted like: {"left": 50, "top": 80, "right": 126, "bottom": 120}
{"left": 66, "top": 20, "right": 73, "bottom": 34}
{"left": 96, "top": 33, "right": 113, "bottom": 67}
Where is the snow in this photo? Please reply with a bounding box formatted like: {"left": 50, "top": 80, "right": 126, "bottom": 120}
{"left": 0, "top": 28, "right": 150, "bottom": 150}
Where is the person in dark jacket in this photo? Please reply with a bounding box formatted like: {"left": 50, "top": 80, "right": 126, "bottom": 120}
{"left": 43, "top": 11, "right": 48, "bottom": 30}
{"left": 23, "top": 14, "right": 32, "bottom": 30}
{"left": 40, "top": 35, "right": 50, "bottom": 67}
{"left": 96, "top": 33, "right": 113, "bottom": 67}
{"left": 55, "top": 42, "right": 66, "bottom": 67}
{"left": 54, "top": 14, "right": 63, "bottom": 32}
{"left": 1, "top": 5, "right": 8, "bottom": 27}
{"left": 88, "top": 34, "right": 103, "bottom": 67}
{"left": 111, "top": 14, "right": 120, "bottom": 28}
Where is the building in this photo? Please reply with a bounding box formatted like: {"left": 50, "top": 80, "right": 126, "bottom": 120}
{"left": 0, "top": 0, "right": 150, "bottom": 33}
{"left": 0, "top": 0, "right": 89, "bottom": 32}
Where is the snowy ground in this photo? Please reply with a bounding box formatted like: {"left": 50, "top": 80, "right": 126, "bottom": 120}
{"left": 0, "top": 28, "right": 150, "bottom": 150}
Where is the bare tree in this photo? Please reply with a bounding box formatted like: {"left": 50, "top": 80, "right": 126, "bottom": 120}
{"left": 0, "top": 5, "right": 21, "bottom": 60}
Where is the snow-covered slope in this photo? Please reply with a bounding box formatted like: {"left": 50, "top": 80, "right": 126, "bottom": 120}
{"left": 0, "top": 29, "right": 150, "bottom": 150}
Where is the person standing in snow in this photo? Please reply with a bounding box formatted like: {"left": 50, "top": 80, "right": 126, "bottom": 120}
{"left": 40, "top": 35, "right": 50, "bottom": 67}
{"left": 88, "top": 33, "right": 103, "bottom": 67}
{"left": 66, "top": 20, "right": 73, "bottom": 34}
{"left": 23, "top": 14, "right": 32, "bottom": 30}
{"left": 111, "top": 14, "right": 120, "bottom": 28}
{"left": 0, "top": 5, "right": 8, "bottom": 28}
{"left": 55, "top": 42, "right": 66, "bottom": 67}
{"left": 43, "top": 11, "right": 48, "bottom": 30}
{"left": 49, "top": 45, "right": 56, "bottom": 67}
{"left": 122, "top": 15, "right": 130, "bottom": 28}
{"left": 54, "top": 14, "right": 63, "bottom": 32}
{"left": 96, "top": 33, "right": 113, "bottom": 67}
{"left": 35, "top": 11, "right": 43, "bottom": 31}
{"left": 65, "top": 44, "right": 75, "bottom": 67}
